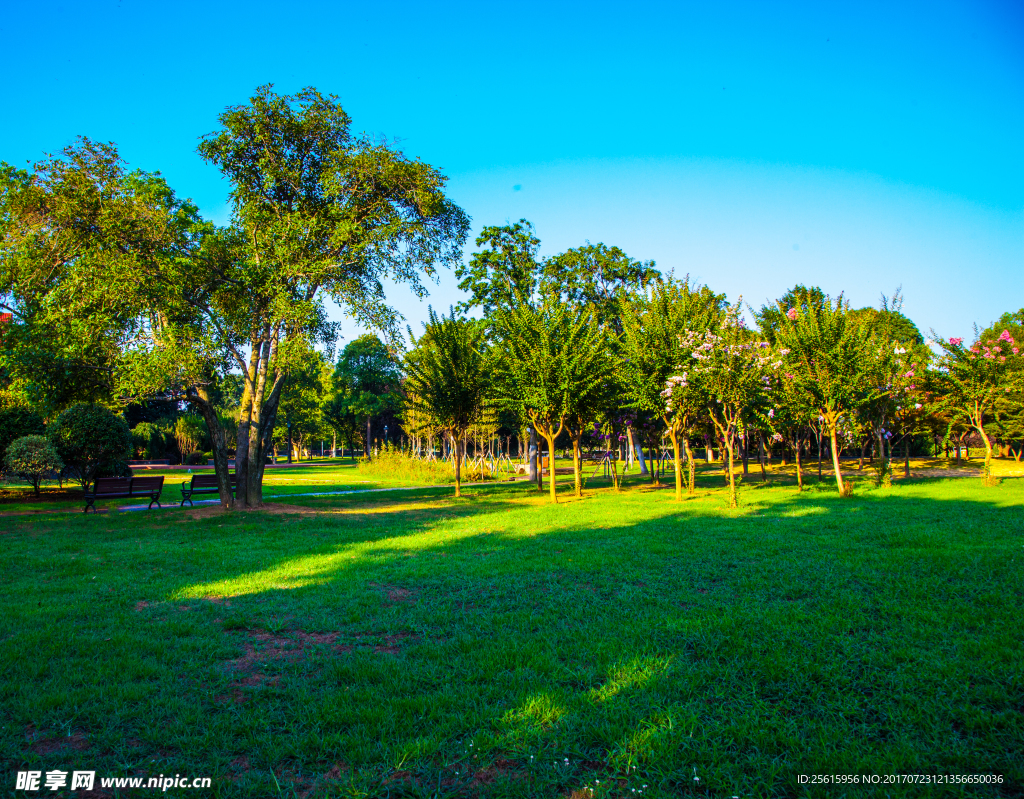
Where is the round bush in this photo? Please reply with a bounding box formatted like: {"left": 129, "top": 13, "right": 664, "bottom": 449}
{"left": 186, "top": 451, "right": 206, "bottom": 465}
{"left": 4, "top": 435, "right": 63, "bottom": 495}
{"left": 47, "top": 403, "right": 132, "bottom": 489}
{"left": 0, "top": 406, "right": 45, "bottom": 467}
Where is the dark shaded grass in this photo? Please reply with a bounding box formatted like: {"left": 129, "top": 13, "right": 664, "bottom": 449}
{"left": 1, "top": 477, "right": 1022, "bottom": 798}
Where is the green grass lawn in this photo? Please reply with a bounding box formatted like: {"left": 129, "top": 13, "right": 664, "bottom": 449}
{"left": 1, "top": 471, "right": 1022, "bottom": 797}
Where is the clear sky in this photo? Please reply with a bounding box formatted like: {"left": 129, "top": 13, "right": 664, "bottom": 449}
{"left": 2, "top": 0, "right": 1021, "bottom": 341}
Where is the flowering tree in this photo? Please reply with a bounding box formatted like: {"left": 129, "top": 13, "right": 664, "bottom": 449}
{"left": 620, "top": 275, "right": 725, "bottom": 500}
{"left": 929, "top": 329, "right": 1024, "bottom": 483}
{"left": 683, "top": 306, "right": 778, "bottom": 507}
{"left": 774, "top": 291, "right": 874, "bottom": 496}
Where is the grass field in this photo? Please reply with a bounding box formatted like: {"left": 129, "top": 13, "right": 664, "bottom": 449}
{"left": 1, "top": 463, "right": 1022, "bottom": 797}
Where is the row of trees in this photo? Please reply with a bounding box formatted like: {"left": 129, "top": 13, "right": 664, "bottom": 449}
{"left": 2, "top": 86, "right": 1021, "bottom": 508}
{"left": 398, "top": 220, "right": 1023, "bottom": 503}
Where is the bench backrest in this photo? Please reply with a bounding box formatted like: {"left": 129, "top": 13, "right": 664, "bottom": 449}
{"left": 190, "top": 474, "right": 237, "bottom": 488}
{"left": 131, "top": 476, "right": 164, "bottom": 492}
{"left": 93, "top": 478, "right": 131, "bottom": 495}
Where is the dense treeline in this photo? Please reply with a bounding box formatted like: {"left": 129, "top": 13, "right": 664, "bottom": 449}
{"left": 2, "top": 87, "right": 1021, "bottom": 507}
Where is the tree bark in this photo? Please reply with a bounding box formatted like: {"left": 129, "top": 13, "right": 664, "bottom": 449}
{"left": 453, "top": 430, "right": 462, "bottom": 497}
{"left": 571, "top": 435, "right": 582, "bottom": 497}
{"left": 828, "top": 424, "right": 848, "bottom": 496}
{"left": 668, "top": 426, "right": 683, "bottom": 501}
{"left": 794, "top": 435, "right": 803, "bottom": 490}
{"left": 627, "top": 426, "right": 648, "bottom": 475}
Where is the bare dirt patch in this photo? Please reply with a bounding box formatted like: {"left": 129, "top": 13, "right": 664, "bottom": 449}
{"left": 471, "top": 758, "right": 521, "bottom": 786}
{"left": 220, "top": 627, "right": 419, "bottom": 701}
{"left": 25, "top": 726, "right": 89, "bottom": 756}
{"left": 368, "top": 581, "right": 418, "bottom": 605}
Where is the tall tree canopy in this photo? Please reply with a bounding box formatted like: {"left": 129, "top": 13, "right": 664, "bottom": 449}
{"left": 455, "top": 220, "right": 542, "bottom": 316}
{"left": 122, "top": 85, "right": 470, "bottom": 507}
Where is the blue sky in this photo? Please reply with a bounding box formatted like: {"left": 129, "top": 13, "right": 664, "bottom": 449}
{"left": 1, "top": 0, "right": 1021, "bottom": 340}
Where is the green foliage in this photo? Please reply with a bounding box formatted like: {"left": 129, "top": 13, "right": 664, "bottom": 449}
{"left": 620, "top": 274, "right": 726, "bottom": 420}
{"left": 492, "top": 295, "right": 610, "bottom": 502}
{"left": 455, "top": 219, "right": 542, "bottom": 316}
{"left": 0, "top": 138, "right": 202, "bottom": 415}
{"left": 356, "top": 446, "right": 454, "bottom": 484}
{"left": 131, "top": 422, "right": 167, "bottom": 460}
{"left": 404, "top": 309, "right": 489, "bottom": 495}
{"left": 544, "top": 242, "right": 658, "bottom": 332}
{"left": 930, "top": 325, "right": 1024, "bottom": 481}
{"left": 47, "top": 402, "right": 132, "bottom": 490}
{"left": 0, "top": 403, "right": 45, "bottom": 463}
{"left": 174, "top": 415, "right": 207, "bottom": 458}
{"left": 332, "top": 334, "right": 403, "bottom": 452}
{"left": 774, "top": 289, "right": 875, "bottom": 494}
{"left": 3, "top": 434, "right": 63, "bottom": 495}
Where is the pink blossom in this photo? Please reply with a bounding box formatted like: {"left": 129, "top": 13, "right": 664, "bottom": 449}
{"left": 949, "top": 337, "right": 963, "bottom": 346}
{"left": 998, "top": 330, "right": 1014, "bottom": 343}
{"left": 786, "top": 308, "right": 797, "bottom": 320}
{"left": 1014, "top": 348, "right": 1020, "bottom": 354}
{"left": 903, "top": 370, "right": 914, "bottom": 378}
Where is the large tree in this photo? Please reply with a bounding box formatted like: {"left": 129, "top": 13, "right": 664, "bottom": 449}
{"left": 455, "top": 220, "right": 542, "bottom": 316}
{"left": 121, "top": 86, "right": 469, "bottom": 507}
{"left": 0, "top": 139, "right": 199, "bottom": 416}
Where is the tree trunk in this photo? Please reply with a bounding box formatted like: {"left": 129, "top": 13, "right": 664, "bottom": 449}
{"left": 571, "top": 435, "right": 582, "bottom": 497}
{"left": 542, "top": 432, "right": 558, "bottom": 503}
{"left": 668, "top": 426, "right": 683, "bottom": 501}
{"left": 904, "top": 435, "right": 911, "bottom": 478}
{"left": 190, "top": 387, "right": 235, "bottom": 509}
{"left": 725, "top": 431, "right": 738, "bottom": 507}
{"left": 453, "top": 430, "right": 462, "bottom": 497}
{"left": 829, "top": 425, "right": 848, "bottom": 496}
{"left": 365, "top": 416, "right": 372, "bottom": 461}
{"left": 683, "top": 438, "right": 696, "bottom": 495}
{"left": 977, "top": 423, "right": 995, "bottom": 484}
{"left": 528, "top": 427, "right": 539, "bottom": 487}
{"left": 741, "top": 430, "right": 749, "bottom": 475}
{"left": 758, "top": 431, "right": 767, "bottom": 481}
{"left": 627, "top": 426, "right": 648, "bottom": 475}
{"left": 794, "top": 436, "right": 803, "bottom": 490}
{"left": 817, "top": 433, "right": 823, "bottom": 480}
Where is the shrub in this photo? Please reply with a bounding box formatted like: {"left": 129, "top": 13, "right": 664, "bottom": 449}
{"left": 0, "top": 405, "right": 45, "bottom": 468}
{"left": 47, "top": 403, "right": 132, "bottom": 490}
{"left": 174, "top": 415, "right": 208, "bottom": 460}
{"left": 131, "top": 422, "right": 169, "bottom": 460}
{"left": 357, "top": 447, "right": 455, "bottom": 484}
{"left": 4, "top": 435, "right": 63, "bottom": 495}
{"left": 186, "top": 451, "right": 207, "bottom": 465}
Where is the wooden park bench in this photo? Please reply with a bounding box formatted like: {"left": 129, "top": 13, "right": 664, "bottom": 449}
{"left": 180, "top": 473, "right": 237, "bottom": 507}
{"left": 83, "top": 476, "right": 165, "bottom": 513}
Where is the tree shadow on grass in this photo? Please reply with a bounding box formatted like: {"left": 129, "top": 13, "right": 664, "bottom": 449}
{"left": 2, "top": 481, "right": 1022, "bottom": 797}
